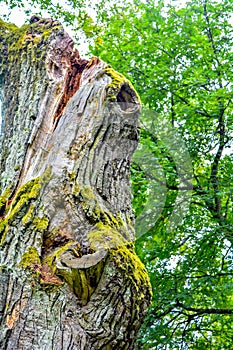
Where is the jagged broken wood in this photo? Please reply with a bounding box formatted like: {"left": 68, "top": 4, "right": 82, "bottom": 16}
{"left": 0, "top": 17, "right": 151, "bottom": 350}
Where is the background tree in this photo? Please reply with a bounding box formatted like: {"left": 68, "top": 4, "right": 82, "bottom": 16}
{"left": 0, "top": 17, "right": 151, "bottom": 349}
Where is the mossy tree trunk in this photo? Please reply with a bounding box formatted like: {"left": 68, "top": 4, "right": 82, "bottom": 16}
{"left": 0, "top": 17, "right": 151, "bottom": 350}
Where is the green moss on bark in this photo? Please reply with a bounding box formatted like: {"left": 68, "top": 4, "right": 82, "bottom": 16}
{"left": 0, "top": 18, "right": 62, "bottom": 79}
{"left": 88, "top": 222, "right": 128, "bottom": 251}
{"left": 8, "top": 178, "right": 41, "bottom": 222}
{"left": 0, "top": 18, "right": 61, "bottom": 52}
{"left": 0, "top": 185, "right": 12, "bottom": 212}
{"left": 20, "top": 247, "right": 41, "bottom": 269}
{"left": 88, "top": 222, "right": 152, "bottom": 300}
{"left": 0, "top": 178, "right": 41, "bottom": 245}
{"left": 43, "top": 242, "right": 76, "bottom": 272}
{"left": 22, "top": 204, "right": 35, "bottom": 225}
{"left": 76, "top": 185, "right": 130, "bottom": 237}
{"left": 104, "top": 66, "right": 141, "bottom": 103}
{"left": 19, "top": 246, "right": 64, "bottom": 288}
{"left": 33, "top": 217, "right": 49, "bottom": 231}
{"left": 111, "top": 245, "right": 152, "bottom": 296}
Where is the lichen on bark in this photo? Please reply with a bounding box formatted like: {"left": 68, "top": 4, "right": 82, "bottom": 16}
{"left": 0, "top": 16, "right": 151, "bottom": 350}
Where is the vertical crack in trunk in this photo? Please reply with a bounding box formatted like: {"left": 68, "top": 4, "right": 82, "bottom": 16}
{"left": 51, "top": 50, "right": 88, "bottom": 131}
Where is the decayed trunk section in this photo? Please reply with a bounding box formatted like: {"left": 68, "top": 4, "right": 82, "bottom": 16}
{"left": 0, "top": 17, "right": 151, "bottom": 350}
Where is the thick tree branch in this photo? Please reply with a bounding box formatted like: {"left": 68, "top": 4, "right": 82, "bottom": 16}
{"left": 176, "top": 301, "right": 233, "bottom": 315}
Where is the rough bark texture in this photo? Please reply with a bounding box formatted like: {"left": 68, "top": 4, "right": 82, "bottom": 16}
{"left": 0, "top": 17, "right": 151, "bottom": 350}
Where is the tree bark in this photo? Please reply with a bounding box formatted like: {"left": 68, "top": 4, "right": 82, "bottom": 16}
{"left": 0, "top": 17, "right": 151, "bottom": 349}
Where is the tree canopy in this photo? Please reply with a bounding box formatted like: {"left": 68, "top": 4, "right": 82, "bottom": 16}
{"left": 1, "top": 0, "right": 233, "bottom": 348}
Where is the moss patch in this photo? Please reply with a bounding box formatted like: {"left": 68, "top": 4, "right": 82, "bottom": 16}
{"left": 88, "top": 222, "right": 128, "bottom": 251}
{"left": 43, "top": 242, "right": 76, "bottom": 272}
{"left": 22, "top": 204, "right": 35, "bottom": 225}
{"left": 77, "top": 185, "right": 129, "bottom": 235}
{"left": 0, "top": 18, "right": 61, "bottom": 53}
{"left": 0, "top": 225, "right": 8, "bottom": 247}
{"left": 20, "top": 247, "right": 41, "bottom": 269}
{"left": 20, "top": 246, "right": 63, "bottom": 287}
{"left": 111, "top": 244, "right": 152, "bottom": 296}
{"left": 0, "top": 185, "right": 12, "bottom": 213}
{"left": 88, "top": 222, "right": 152, "bottom": 300}
{"left": 105, "top": 66, "right": 126, "bottom": 89}
{"left": 8, "top": 178, "right": 41, "bottom": 223}
{"left": 0, "top": 19, "right": 29, "bottom": 46}
{"left": 88, "top": 222, "right": 151, "bottom": 290}
{"left": 33, "top": 216, "right": 49, "bottom": 231}
{"left": 0, "top": 18, "right": 62, "bottom": 76}
{"left": 104, "top": 66, "right": 141, "bottom": 103}
{"left": 41, "top": 25, "right": 62, "bottom": 40}
{"left": 0, "top": 178, "right": 41, "bottom": 245}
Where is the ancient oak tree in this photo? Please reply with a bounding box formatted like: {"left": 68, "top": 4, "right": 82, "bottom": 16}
{"left": 0, "top": 18, "right": 151, "bottom": 349}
